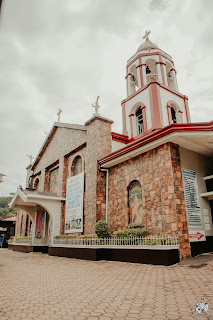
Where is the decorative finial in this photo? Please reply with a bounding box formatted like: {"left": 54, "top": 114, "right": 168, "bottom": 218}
{"left": 27, "top": 155, "right": 34, "bottom": 164}
{"left": 92, "top": 96, "right": 100, "bottom": 116}
{"left": 143, "top": 30, "right": 151, "bottom": 41}
{"left": 57, "top": 108, "right": 62, "bottom": 122}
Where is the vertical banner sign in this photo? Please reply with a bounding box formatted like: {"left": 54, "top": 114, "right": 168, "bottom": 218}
{"left": 35, "top": 212, "right": 46, "bottom": 238}
{"left": 48, "top": 220, "right": 54, "bottom": 246}
{"left": 65, "top": 172, "right": 84, "bottom": 233}
{"left": 182, "top": 169, "right": 202, "bottom": 228}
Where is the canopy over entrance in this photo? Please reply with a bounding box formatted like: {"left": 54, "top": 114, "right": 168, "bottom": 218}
{"left": 10, "top": 189, "right": 65, "bottom": 244}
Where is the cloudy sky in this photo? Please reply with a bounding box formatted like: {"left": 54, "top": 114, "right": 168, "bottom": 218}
{"left": 0, "top": 0, "right": 213, "bottom": 196}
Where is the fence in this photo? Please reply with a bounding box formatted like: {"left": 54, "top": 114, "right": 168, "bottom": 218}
{"left": 53, "top": 235, "right": 178, "bottom": 247}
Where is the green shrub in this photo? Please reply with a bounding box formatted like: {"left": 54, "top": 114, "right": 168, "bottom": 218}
{"left": 128, "top": 223, "right": 143, "bottom": 229}
{"left": 95, "top": 220, "right": 110, "bottom": 238}
{"left": 8, "top": 236, "right": 30, "bottom": 243}
{"left": 113, "top": 228, "right": 150, "bottom": 238}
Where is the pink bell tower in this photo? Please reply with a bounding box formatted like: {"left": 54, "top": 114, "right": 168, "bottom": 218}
{"left": 122, "top": 31, "right": 191, "bottom": 140}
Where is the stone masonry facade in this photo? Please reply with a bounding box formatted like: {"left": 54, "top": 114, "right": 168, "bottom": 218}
{"left": 107, "top": 142, "right": 191, "bottom": 259}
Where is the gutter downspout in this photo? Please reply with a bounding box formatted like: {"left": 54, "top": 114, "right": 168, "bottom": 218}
{"left": 100, "top": 168, "right": 109, "bottom": 223}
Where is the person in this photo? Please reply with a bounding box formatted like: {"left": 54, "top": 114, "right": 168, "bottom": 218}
{"left": 0, "top": 236, "right": 3, "bottom": 248}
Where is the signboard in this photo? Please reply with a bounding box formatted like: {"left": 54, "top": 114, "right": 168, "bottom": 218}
{"left": 65, "top": 172, "right": 84, "bottom": 233}
{"left": 182, "top": 169, "right": 202, "bottom": 228}
{"left": 0, "top": 227, "right": 7, "bottom": 231}
{"left": 189, "top": 230, "right": 206, "bottom": 242}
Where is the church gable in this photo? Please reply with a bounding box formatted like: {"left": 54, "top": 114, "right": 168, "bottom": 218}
{"left": 32, "top": 123, "right": 87, "bottom": 174}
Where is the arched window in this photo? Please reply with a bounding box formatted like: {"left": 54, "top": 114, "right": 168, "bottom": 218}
{"left": 71, "top": 156, "right": 83, "bottom": 176}
{"left": 166, "top": 61, "right": 174, "bottom": 89}
{"left": 20, "top": 215, "right": 23, "bottom": 236}
{"left": 171, "top": 107, "right": 177, "bottom": 124}
{"left": 129, "top": 65, "right": 138, "bottom": 94}
{"left": 135, "top": 107, "right": 144, "bottom": 135}
{"left": 34, "top": 178, "right": 40, "bottom": 191}
{"left": 145, "top": 58, "right": 157, "bottom": 82}
{"left": 25, "top": 215, "right": 29, "bottom": 236}
{"left": 128, "top": 181, "right": 143, "bottom": 226}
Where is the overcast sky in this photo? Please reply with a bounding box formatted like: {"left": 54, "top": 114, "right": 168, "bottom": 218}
{"left": 0, "top": 0, "right": 213, "bottom": 196}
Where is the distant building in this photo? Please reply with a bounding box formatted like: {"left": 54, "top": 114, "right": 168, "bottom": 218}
{"left": 10, "top": 33, "right": 213, "bottom": 260}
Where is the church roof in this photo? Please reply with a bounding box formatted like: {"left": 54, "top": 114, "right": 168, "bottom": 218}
{"left": 99, "top": 121, "right": 213, "bottom": 168}
{"left": 31, "top": 122, "right": 86, "bottom": 170}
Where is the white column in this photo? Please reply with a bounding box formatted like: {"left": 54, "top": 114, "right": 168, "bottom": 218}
{"left": 172, "top": 70, "right": 178, "bottom": 91}
{"left": 163, "top": 64, "right": 168, "bottom": 86}
{"left": 136, "top": 66, "right": 141, "bottom": 88}
{"left": 156, "top": 64, "right": 162, "bottom": 82}
{"left": 142, "top": 65, "right": 147, "bottom": 85}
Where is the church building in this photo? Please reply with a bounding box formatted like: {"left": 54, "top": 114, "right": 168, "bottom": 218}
{"left": 10, "top": 32, "right": 213, "bottom": 260}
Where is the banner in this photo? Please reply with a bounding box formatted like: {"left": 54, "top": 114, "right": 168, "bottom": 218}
{"left": 182, "top": 169, "right": 202, "bottom": 228}
{"left": 35, "top": 212, "right": 46, "bottom": 238}
{"left": 65, "top": 172, "right": 84, "bottom": 233}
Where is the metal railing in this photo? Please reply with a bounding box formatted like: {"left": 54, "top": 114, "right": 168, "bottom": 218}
{"left": 53, "top": 235, "right": 178, "bottom": 247}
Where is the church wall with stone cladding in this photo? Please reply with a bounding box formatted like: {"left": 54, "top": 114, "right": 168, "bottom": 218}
{"left": 107, "top": 142, "right": 190, "bottom": 260}
{"left": 34, "top": 126, "right": 87, "bottom": 196}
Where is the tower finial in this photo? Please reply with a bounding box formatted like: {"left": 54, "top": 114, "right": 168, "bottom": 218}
{"left": 143, "top": 30, "right": 151, "bottom": 41}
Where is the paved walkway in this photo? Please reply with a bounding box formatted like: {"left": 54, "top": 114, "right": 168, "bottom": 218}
{"left": 0, "top": 249, "right": 213, "bottom": 320}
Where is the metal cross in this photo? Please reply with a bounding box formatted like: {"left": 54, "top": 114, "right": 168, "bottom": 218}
{"left": 57, "top": 108, "right": 62, "bottom": 122}
{"left": 143, "top": 30, "right": 151, "bottom": 40}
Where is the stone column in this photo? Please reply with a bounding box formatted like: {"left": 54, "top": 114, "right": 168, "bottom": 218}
{"left": 84, "top": 115, "right": 113, "bottom": 234}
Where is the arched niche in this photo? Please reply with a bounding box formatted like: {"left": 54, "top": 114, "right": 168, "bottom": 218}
{"left": 71, "top": 155, "right": 83, "bottom": 177}
{"left": 34, "top": 177, "right": 40, "bottom": 191}
{"left": 128, "top": 180, "right": 143, "bottom": 226}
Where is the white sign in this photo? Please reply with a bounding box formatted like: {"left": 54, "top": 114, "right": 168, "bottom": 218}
{"left": 182, "top": 169, "right": 202, "bottom": 228}
{"left": 65, "top": 172, "right": 84, "bottom": 233}
{"left": 189, "top": 230, "right": 206, "bottom": 242}
{"left": 0, "top": 227, "right": 7, "bottom": 231}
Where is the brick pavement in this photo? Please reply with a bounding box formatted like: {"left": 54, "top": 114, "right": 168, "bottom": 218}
{"left": 0, "top": 249, "right": 212, "bottom": 320}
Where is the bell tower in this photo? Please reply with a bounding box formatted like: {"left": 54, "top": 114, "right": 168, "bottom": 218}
{"left": 122, "top": 31, "right": 191, "bottom": 140}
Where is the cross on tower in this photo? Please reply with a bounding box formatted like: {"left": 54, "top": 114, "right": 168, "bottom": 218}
{"left": 143, "top": 30, "right": 151, "bottom": 41}
{"left": 57, "top": 108, "right": 62, "bottom": 122}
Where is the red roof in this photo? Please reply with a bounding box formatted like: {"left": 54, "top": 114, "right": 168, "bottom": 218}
{"left": 99, "top": 121, "right": 213, "bottom": 165}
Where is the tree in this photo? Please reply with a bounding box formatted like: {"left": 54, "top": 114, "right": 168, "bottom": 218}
{"left": 0, "top": 196, "right": 16, "bottom": 219}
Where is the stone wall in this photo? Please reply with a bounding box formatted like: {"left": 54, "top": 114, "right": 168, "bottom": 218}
{"left": 107, "top": 142, "right": 190, "bottom": 260}
{"left": 84, "top": 116, "right": 113, "bottom": 234}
